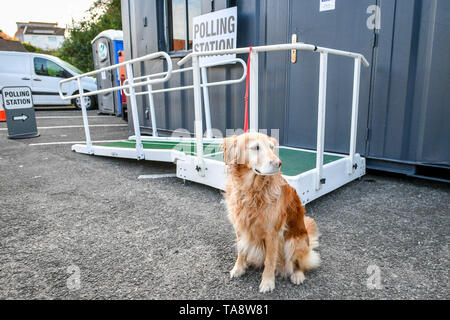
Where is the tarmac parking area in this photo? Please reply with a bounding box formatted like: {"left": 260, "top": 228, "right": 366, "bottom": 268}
{"left": 0, "top": 109, "right": 449, "bottom": 299}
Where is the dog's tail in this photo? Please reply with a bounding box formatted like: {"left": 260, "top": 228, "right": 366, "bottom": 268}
{"left": 304, "top": 216, "right": 320, "bottom": 249}
{"left": 300, "top": 216, "right": 321, "bottom": 271}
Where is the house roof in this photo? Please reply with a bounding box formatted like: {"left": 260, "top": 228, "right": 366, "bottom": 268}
{"left": 0, "top": 31, "right": 18, "bottom": 41}
{"left": 0, "top": 39, "right": 27, "bottom": 52}
{"left": 16, "top": 21, "right": 58, "bottom": 27}
{"left": 15, "top": 22, "right": 65, "bottom": 38}
{"left": 24, "top": 26, "right": 65, "bottom": 36}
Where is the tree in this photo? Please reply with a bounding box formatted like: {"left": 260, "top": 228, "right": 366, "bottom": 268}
{"left": 56, "top": 0, "right": 122, "bottom": 72}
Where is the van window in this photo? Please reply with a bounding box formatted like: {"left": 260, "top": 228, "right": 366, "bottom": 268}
{"left": 34, "top": 58, "right": 66, "bottom": 78}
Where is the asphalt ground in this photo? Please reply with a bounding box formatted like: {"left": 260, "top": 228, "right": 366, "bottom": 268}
{"left": 0, "top": 109, "right": 448, "bottom": 299}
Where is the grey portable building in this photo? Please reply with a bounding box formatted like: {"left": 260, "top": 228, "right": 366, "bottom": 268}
{"left": 120, "top": 0, "right": 449, "bottom": 181}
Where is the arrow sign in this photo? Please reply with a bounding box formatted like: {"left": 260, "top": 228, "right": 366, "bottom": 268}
{"left": 13, "top": 114, "right": 28, "bottom": 121}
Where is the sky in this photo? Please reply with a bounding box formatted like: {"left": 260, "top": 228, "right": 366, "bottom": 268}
{"left": 0, "top": 0, "right": 97, "bottom": 36}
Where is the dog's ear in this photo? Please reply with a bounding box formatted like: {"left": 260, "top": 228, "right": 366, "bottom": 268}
{"left": 223, "top": 135, "right": 238, "bottom": 164}
{"left": 269, "top": 136, "right": 279, "bottom": 146}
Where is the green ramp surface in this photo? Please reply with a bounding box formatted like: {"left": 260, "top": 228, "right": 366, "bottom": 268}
{"left": 99, "top": 140, "right": 343, "bottom": 176}
{"left": 278, "top": 147, "right": 343, "bottom": 176}
{"left": 100, "top": 140, "right": 222, "bottom": 156}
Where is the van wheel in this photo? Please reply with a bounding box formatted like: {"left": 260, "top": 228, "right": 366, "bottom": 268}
{"left": 73, "top": 93, "right": 96, "bottom": 110}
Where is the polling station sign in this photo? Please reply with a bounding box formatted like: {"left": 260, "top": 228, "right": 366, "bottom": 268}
{"left": 193, "top": 7, "right": 237, "bottom": 67}
{"left": 1, "top": 86, "right": 39, "bottom": 139}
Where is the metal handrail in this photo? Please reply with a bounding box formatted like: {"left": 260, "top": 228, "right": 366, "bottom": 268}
{"left": 178, "top": 42, "right": 370, "bottom": 67}
{"left": 58, "top": 51, "right": 173, "bottom": 159}
{"left": 180, "top": 42, "right": 370, "bottom": 186}
{"left": 120, "top": 57, "right": 247, "bottom": 139}
{"left": 58, "top": 51, "right": 173, "bottom": 101}
{"left": 122, "top": 58, "right": 247, "bottom": 97}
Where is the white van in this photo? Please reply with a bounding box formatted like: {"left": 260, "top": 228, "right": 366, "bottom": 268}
{"left": 0, "top": 51, "right": 97, "bottom": 109}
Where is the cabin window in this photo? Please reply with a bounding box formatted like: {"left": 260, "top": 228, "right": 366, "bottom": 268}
{"left": 166, "top": 0, "right": 201, "bottom": 51}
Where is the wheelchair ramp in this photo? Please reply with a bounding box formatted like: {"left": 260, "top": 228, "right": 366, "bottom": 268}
{"left": 63, "top": 41, "right": 369, "bottom": 205}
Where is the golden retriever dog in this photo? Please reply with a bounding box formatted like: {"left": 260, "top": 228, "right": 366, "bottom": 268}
{"left": 223, "top": 132, "right": 320, "bottom": 293}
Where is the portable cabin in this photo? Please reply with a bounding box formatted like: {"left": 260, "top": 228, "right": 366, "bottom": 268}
{"left": 119, "top": 0, "right": 449, "bottom": 182}
{"left": 92, "top": 29, "right": 125, "bottom": 116}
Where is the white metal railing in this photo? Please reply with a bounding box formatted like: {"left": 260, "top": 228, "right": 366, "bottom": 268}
{"left": 59, "top": 41, "right": 369, "bottom": 189}
{"left": 177, "top": 42, "right": 369, "bottom": 187}
{"left": 122, "top": 58, "right": 247, "bottom": 138}
{"left": 58, "top": 52, "right": 173, "bottom": 159}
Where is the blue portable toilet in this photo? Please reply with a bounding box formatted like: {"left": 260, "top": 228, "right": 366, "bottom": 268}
{"left": 91, "top": 30, "right": 124, "bottom": 116}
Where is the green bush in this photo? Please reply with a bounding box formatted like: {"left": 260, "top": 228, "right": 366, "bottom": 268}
{"left": 22, "top": 42, "right": 46, "bottom": 53}
{"left": 56, "top": 0, "right": 122, "bottom": 73}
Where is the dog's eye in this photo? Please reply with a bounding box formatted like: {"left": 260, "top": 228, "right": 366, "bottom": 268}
{"left": 251, "top": 144, "right": 259, "bottom": 151}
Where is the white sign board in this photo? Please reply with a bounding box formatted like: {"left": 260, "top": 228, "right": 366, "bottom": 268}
{"left": 2, "top": 87, "right": 33, "bottom": 110}
{"left": 320, "top": 0, "right": 335, "bottom": 12}
{"left": 192, "top": 7, "right": 237, "bottom": 67}
{"left": 1, "top": 86, "right": 39, "bottom": 139}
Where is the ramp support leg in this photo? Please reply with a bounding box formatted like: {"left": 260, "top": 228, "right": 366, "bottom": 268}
{"left": 316, "top": 52, "right": 328, "bottom": 190}
{"left": 77, "top": 78, "right": 93, "bottom": 154}
{"left": 147, "top": 84, "right": 158, "bottom": 137}
{"left": 192, "top": 56, "right": 205, "bottom": 176}
{"left": 201, "top": 67, "right": 213, "bottom": 139}
{"left": 249, "top": 50, "right": 259, "bottom": 132}
{"left": 348, "top": 56, "right": 361, "bottom": 174}
{"left": 126, "top": 63, "right": 145, "bottom": 160}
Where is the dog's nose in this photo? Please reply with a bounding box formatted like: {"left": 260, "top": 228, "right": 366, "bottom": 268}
{"left": 271, "top": 159, "right": 282, "bottom": 168}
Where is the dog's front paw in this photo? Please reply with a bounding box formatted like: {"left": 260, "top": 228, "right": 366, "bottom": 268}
{"left": 230, "top": 264, "right": 246, "bottom": 279}
{"left": 259, "top": 278, "right": 275, "bottom": 293}
{"left": 290, "top": 271, "right": 305, "bottom": 285}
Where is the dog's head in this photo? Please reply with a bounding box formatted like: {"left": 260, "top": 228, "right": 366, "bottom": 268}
{"left": 223, "top": 132, "right": 282, "bottom": 175}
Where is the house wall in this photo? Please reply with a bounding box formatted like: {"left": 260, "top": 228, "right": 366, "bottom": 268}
{"left": 23, "top": 34, "right": 65, "bottom": 50}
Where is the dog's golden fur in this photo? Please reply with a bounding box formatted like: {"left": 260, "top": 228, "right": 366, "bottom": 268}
{"left": 223, "top": 132, "right": 320, "bottom": 293}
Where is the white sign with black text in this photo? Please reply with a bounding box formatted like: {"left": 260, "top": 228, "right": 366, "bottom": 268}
{"left": 192, "top": 7, "right": 237, "bottom": 67}
{"left": 2, "top": 87, "right": 33, "bottom": 110}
